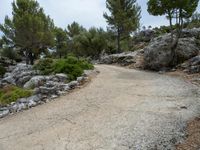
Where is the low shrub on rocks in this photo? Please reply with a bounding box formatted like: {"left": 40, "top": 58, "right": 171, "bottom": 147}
{"left": 34, "top": 56, "right": 94, "bottom": 81}
{"left": 33, "top": 58, "right": 54, "bottom": 75}
{"left": 0, "top": 85, "right": 33, "bottom": 105}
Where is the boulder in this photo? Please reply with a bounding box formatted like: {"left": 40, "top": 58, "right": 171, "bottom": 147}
{"left": 100, "top": 50, "right": 143, "bottom": 66}
{"left": 176, "top": 37, "right": 199, "bottom": 62}
{"left": 55, "top": 73, "right": 68, "bottom": 82}
{"left": 39, "top": 86, "right": 57, "bottom": 95}
{"left": 180, "top": 28, "right": 200, "bottom": 38}
{"left": 144, "top": 34, "right": 200, "bottom": 70}
{"left": 24, "top": 76, "right": 46, "bottom": 89}
{"left": 28, "top": 100, "right": 37, "bottom": 108}
{"left": 180, "top": 55, "right": 200, "bottom": 73}
{"left": 2, "top": 76, "right": 16, "bottom": 85}
{"left": 0, "top": 108, "right": 9, "bottom": 118}
{"left": 27, "top": 95, "right": 41, "bottom": 103}
{"left": 77, "top": 77, "right": 85, "bottom": 83}
{"left": 68, "top": 81, "right": 78, "bottom": 89}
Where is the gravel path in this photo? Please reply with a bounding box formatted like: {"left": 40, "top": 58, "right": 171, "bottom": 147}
{"left": 0, "top": 65, "right": 200, "bottom": 150}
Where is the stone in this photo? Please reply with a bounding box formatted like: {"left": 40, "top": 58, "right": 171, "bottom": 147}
{"left": 144, "top": 34, "right": 200, "bottom": 70}
{"left": 27, "top": 95, "right": 41, "bottom": 103}
{"left": 55, "top": 73, "right": 68, "bottom": 82}
{"left": 180, "top": 55, "right": 200, "bottom": 73}
{"left": 176, "top": 37, "right": 199, "bottom": 62}
{"left": 28, "top": 100, "right": 37, "bottom": 108}
{"left": 0, "top": 109, "right": 9, "bottom": 118}
{"left": 77, "top": 77, "right": 84, "bottom": 83}
{"left": 39, "top": 86, "right": 57, "bottom": 95}
{"left": 24, "top": 76, "right": 46, "bottom": 89}
{"left": 68, "top": 81, "right": 78, "bottom": 89}
{"left": 100, "top": 50, "right": 145, "bottom": 68}
{"left": 2, "top": 76, "right": 16, "bottom": 85}
{"left": 3, "top": 73, "right": 11, "bottom": 78}
{"left": 17, "top": 103, "right": 27, "bottom": 111}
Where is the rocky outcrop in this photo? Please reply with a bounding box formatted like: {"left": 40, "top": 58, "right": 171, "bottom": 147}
{"left": 0, "top": 56, "right": 16, "bottom": 67}
{"left": 144, "top": 33, "right": 200, "bottom": 71}
{"left": 180, "top": 55, "right": 200, "bottom": 73}
{"left": 100, "top": 49, "right": 144, "bottom": 68}
{"left": 0, "top": 63, "right": 97, "bottom": 119}
{"left": 2, "top": 63, "right": 38, "bottom": 86}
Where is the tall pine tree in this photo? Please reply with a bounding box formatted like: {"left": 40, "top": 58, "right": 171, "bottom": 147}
{"left": 104, "top": 0, "right": 141, "bottom": 53}
{"left": 0, "top": 0, "right": 55, "bottom": 64}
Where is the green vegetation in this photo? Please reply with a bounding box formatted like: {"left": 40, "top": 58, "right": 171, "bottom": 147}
{"left": 187, "top": 12, "right": 200, "bottom": 28}
{"left": 147, "top": 0, "right": 199, "bottom": 38}
{"left": 34, "top": 56, "right": 94, "bottom": 81}
{"left": 33, "top": 58, "right": 54, "bottom": 75}
{"left": 0, "top": 85, "right": 33, "bottom": 105}
{"left": 0, "top": 0, "right": 55, "bottom": 65}
{"left": 104, "top": 0, "right": 141, "bottom": 53}
{"left": 0, "top": 65, "right": 6, "bottom": 77}
{"left": 0, "top": 0, "right": 199, "bottom": 64}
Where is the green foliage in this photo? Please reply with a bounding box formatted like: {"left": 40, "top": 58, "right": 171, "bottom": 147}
{"left": 147, "top": 0, "right": 199, "bottom": 35}
{"left": 35, "top": 56, "right": 94, "bottom": 81}
{"left": 187, "top": 12, "right": 200, "bottom": 28}
{"left": 54, "top": 27, "right": 68, "bottom": 58}
{"left": 67, "top": 22, "right": 86, "bottom": 39}
{"left": 73, "top": 28, "right": 110, "bottom": 59}
{"left": 33, "top": 58, "right": 54, "bottom": 75}
{"left": 0, "top": 65, "right": 6, "bottom": 77}
{"left": 0, "top": 85, "right": 32, "bottom": 105}
{"left": 1, "top": 47, "right": 18, "bottom": 61}
{"left": 104, "top": 0, "right": 141, "bottom": 52}
{"left": 53, "top": 56, "right": 93, "bottom": 80}
{"left": 0, "top": 0, "right": 55, "bottom": 65}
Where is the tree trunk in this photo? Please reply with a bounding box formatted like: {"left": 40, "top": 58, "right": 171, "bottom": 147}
{"left": 117, "top": 27, "right": 121, "bottom": 53}
{"left": 168, "top": 11, "right": 173, "bottom": 42}
{"left": 25, "top": 51, "right": 29, "bottom": 65}
{"left": 29, "top": 53, "right": 34, "bottom": 65}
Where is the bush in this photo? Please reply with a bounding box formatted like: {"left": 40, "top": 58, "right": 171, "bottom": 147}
{"left": 53, "top": 56, "right": 93, "bottom": 80}
{"left": 0, "top": 85, "right": 33, "bottom": 105}
{"left": 0, "top": 65, "right": 6, "bottom": 77}
{"left": 35, "top": 56, "right": 94, "bottom": 81}
{"left": 34, "top": 58, "right": 54, "bottom": 75}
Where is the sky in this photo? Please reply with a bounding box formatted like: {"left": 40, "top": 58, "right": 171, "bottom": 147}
{"left": 0, "top": 0, "right": 199, "bottom": 30}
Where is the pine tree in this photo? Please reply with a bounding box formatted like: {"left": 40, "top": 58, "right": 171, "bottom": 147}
{"left": 54, "top": 27, "right": 68, "bottom": 58}
{"left": 0, "top": 0, "right": 55, "bottom": 64}
{"left": 104, "top": 0, "right": 141, "bottom": 53}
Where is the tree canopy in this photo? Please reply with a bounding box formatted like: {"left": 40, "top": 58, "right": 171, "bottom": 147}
{"left": 104, "top": 0, "right": 141, "bottom": 52}
{"left": 0, "top": 0, "right": 55, "bottom": 64}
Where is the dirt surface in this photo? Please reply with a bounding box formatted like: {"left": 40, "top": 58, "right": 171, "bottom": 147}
{"left": 0, "top": 65, "right": 200, "bottom": 150}
{"left": 176, "top": 117, "right": 200, "bottom": 150}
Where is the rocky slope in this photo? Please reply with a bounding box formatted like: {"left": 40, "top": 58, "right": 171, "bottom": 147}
{"left": 0, "top": 63, "right": 96, "bottom": 118}
{"left": 100, "top": 28, "right": 200, "bottom": 74}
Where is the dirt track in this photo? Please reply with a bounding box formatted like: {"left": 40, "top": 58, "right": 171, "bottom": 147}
{"left": 0, "top": 65, "right": 200, "bottom": 150}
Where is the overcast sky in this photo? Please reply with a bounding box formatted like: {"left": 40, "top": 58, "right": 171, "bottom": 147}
{"left": 0, "top": 0, "right": 199, "bottom": 30}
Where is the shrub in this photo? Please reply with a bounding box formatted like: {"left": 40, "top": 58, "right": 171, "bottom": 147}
{"left": 0, "top": 65, "right": 6, "bottom": 77}
{"left": 53, "top": 58, "right": 84, "bottom": 81}
{"left": 35, "top": 56, "right": 94, "bottom": 81}
{"left": 33, "top": 58, "right": 54, "bottom": 75}
{"left": 77, "top": 58, "right": 94, "bottom": 70}
{"left": 0, "top": 85, "right": 33, "bottom": 105}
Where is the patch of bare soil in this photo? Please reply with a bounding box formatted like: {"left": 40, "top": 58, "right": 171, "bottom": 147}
{"left": 166, "top": 70, "right": 200, "bottom": 150}
{"left": 166, "top": 70, "right": 200, "bottom": 86}
{"left": 176, "top": 117, "right": 200, "bottom": 150}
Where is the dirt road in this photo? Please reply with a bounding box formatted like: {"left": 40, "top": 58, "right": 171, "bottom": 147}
{"left": 0, "top": 65, "right": 199, "bottom": 150}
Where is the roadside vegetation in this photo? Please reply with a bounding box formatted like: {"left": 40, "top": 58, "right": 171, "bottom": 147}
{"left": 0, "top": 85, "right": 32, "bottom": 106}
{"left": 34, "top": 56, "right": 94, "bottom": 81}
